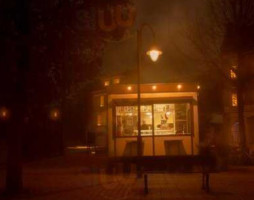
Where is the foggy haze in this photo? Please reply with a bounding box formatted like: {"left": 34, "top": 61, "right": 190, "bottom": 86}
{"left": 102, "top": 0, "right": 203, "bottom": 83}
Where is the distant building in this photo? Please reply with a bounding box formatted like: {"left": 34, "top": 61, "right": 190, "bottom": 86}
{"left": 222, "top": 26, "right": 254, "bottom": 153}
{"left": 91, "top": 75, "right": 201, "bottom": 156}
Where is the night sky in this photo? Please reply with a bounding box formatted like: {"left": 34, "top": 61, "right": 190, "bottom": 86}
{"left": 103, "top": 0, "right": 204, "bottom": 83}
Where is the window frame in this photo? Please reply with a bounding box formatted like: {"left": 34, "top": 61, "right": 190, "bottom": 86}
{"left": 112, "top": 97, "right": 195, "bottom": 138}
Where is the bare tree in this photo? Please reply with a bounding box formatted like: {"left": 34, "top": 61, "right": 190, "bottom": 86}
{"left": 1, "top": 0, "right": 134, "bottom": 194}
{"left": 181, "top": 0, "right": 254, "bottom": 156}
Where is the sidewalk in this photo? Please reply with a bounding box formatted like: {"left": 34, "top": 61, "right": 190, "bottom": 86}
{"left": 1, "top": 155, "right": 254, "bottom": 200}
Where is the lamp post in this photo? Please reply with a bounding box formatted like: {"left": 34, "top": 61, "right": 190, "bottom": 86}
{"left": 136, "top": 24, "right": 162, "bottom": 176}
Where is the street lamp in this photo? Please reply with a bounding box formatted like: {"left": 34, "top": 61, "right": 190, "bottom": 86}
{"left": 49, "top": 109, "right": 60, "bottom": 121}
{"left": 136, "top": 24, "right": 162, "bottom": 171}
{"left": 0, "top": 107, "right": 10, "bottom": 121}
{"left": 147, "top": 49, "right": 162, "bottom": 62}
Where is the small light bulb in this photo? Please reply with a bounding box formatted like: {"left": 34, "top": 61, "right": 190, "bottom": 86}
{"left": 54, "top": 112, "right": 58, "bottom": 118}
{"left": 0, "top": 107, "right": 9, "bottom": 120}
{"left": 177, "top": 84, "right": 182, "bottom": 90}
{"left": 127, "top": 86, "right": 132, "bottom": 91}
{"left": 152, "top": 85, "right": 157, "bottom": 90}
{"left": 2, "top": 111, "right": 6, "bottom": 117}
{"left": 197, "top": 85, "right": 201, "bottom": 90}
{"left": 50, "top": 109, "right": 60, "bottom": 120}
{"left": 104, "top": 81, "right": 109, "bottom": 87}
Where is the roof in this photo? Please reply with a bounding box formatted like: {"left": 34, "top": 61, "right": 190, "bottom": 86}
{"left": 92, "top": 82, "right": 200, "bottom": 95}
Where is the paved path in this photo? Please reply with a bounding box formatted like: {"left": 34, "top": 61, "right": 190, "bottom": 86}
{"left": 1, "top": 157, "right": 254, "bottom": 200}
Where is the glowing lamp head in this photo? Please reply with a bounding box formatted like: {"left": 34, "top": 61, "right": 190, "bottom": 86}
{"left": 146, "top": 49, "right": 162, "bottom": 62}
{"left": 152, "top": 85, "right": 157, "bottom": 90}
{"left": 50, "top": 109, "right": 60, "bottom": 120}
{"left": 2, "top": 111, "right": 6, "bottom": 117}
{"left": 177, "top": 84, "right": 182, "bottom": 90}
{"left": 0, "top": 107, "right": 9, "bottom": 120}
{"left": 197, "top": 85, "right": 201, "bottom": 90}
{"left": 53, "top": 112, "right": 58, "bottom": 118}
{"left": 104, "top": 81, "right": 109, "bottom": 87}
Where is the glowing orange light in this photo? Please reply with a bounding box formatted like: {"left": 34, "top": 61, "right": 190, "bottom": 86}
{"left": 197, "top": 85, "right": 201, "bottom": 90}
{"left": 0, "top": 107, "right": 9, "bottom": 120}
{"left": 100, "top": 96, "right": 104, "bottom": 107}
{"left": 104, "top": 81, "right": 110, "bottom": 87}
{"left": 54, "top": 112, "right": 58, "bottom": 118}
{"left": 232, "top": 93, "right": 238, "bottom": 107}
{"left": 50, "top": 109, "right": 60, "bottom": 120}
{"left": 152, "top": 85, "right": 157, "bottom": 90}
{"left": 127, "top": 86, "right": 132, "bottom": 91}
{"left": 113, "top": 78, "right": 120, "bottom": 84}
{"left": 177, "top": 84, "right": 182, "bottom": 90}
{"left": 97, "top": 114, "right": 102, "bottom": 126}
{"left": 230, "top": 70, "right": 237, "bottom": 79}
{"left": 146, "top": 49, "right": 162, "bottom": 62}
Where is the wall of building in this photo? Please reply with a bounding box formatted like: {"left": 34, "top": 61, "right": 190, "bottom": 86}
{"left": 107, "top": 92, "right": 199, "bottom": 157}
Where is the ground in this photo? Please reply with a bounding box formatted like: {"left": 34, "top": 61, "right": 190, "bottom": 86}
{"left": 1, "top": 154, "right": 254, "bottom": 200}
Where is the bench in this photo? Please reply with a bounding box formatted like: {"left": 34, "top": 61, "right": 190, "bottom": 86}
{"left": 107, "top": 155, "right": 216, "bottom": 194}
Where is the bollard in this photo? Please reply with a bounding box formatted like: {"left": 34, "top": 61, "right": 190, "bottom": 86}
{"left": 144, "top": 174, "right": 148, "bottom": 194}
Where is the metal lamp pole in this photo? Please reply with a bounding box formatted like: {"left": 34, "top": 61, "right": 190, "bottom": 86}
{"left": 136, "top": 24, "right": 158, "bottom": 177}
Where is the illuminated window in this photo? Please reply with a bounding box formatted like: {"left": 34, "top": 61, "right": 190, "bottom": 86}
{"left": 154, "top": 104, "right": 191, "bottom": 135}
{"left": 113, "top": 78, "right": 120, "bottom": 84}
{"left": 232, "top": 93, "right": 238, "bottom": 107}
{"left": 115, "top": 103, "right": 191, "bottom": 137}
{"left": 100, "top": 96, "right": 104, "bottom": 107}
{"left": 97, "top": 114, "right": 102, "bottom": 126}
{"left": 104, "top": 81, "right": 110, "bottom": 87}
{"left": 116, "top": 106, "right": 152, "bottom": 136}
{"left": 230, "top": 70, "right": 237, "bottom": 79}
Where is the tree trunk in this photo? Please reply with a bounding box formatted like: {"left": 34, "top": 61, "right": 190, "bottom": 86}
{"left": 237, "top": 83, "right": 247, "bottom": 153}
{"left": 6, "top": 113, "right": 24, "bottom": 194}
{"left": 5, "top": 0, "right": 29, "bottom": 194}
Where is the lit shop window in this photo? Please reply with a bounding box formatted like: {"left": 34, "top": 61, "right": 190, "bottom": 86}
{"left": 230, "top": 70, "right": 237, "bottom": 79}
{"left": 113, "top": 78, "right": 120, "bottom": 84}
{"left": 97, "top": 114, "right": 102, "bottom": 126}
{"left": 153, "top": 104, "right": 191, "bottom": 135}
{"left": 100, "top": 96, "right": 104, "bottom": 107}
{"left": 232, "top": 93, "right": 238, "bottom": 107}
{"left": 154, "top": 104, "right": 175, "bottom": 135}
{"left": 140, "top": 106, "right": 152, "bottom": 136}
{"left": 115, "top": 106, "right": 153, "bottom": 137}
{"left": 116, "top": 106, "right": 137, "bottom": 136}
{"left": 115, "top": 103, "right": 191, "bottom": 137}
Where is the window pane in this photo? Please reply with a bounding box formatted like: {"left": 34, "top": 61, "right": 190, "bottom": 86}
{"left": 100, "top": 96, "right": 104, "bottom": 107}
{"left": 116, "top": 103, "right": 191, "bottom": 137}
{"left": 175, "top": 104, "right": 190, "bottom": 134}
{"left": 140, "top": 105, "right": 152, "bottom": 136}
{"left": 116, "top": 106, "right": 137, "bottom": 137}
{"left": 232, "top": 93, "right": 238, "bottom": 107}
{"left": 116, "top": 105, "right": 153, "bottom": 136}
{"left": 154, "top": 104, "right": 175, "bottom": 135}
{"left": 153, "top": 103, "right": 191, "bottom": 135}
